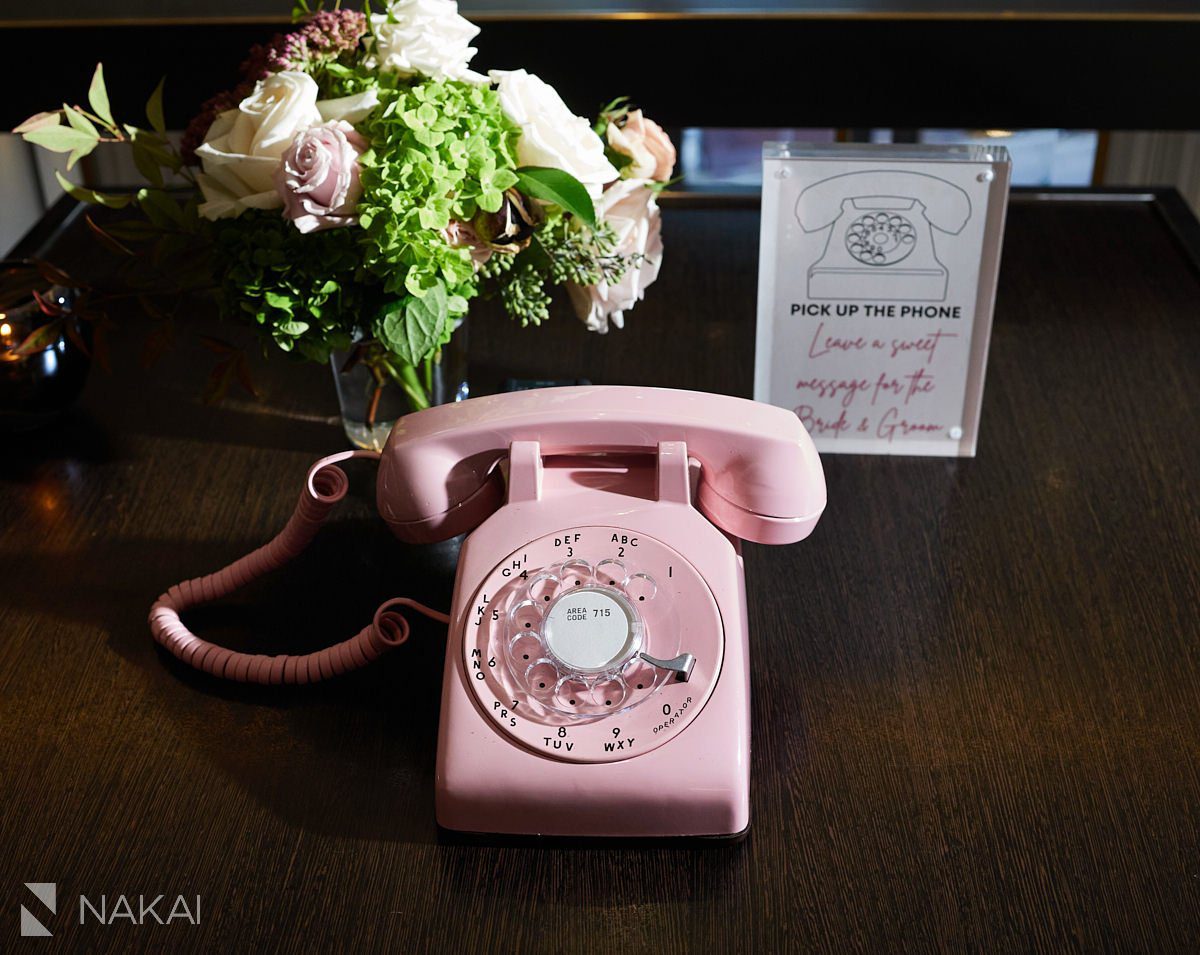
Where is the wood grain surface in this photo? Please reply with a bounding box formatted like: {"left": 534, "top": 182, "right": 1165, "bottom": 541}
{"left": 2, "top": 194, "right": 1198, "bottom": 953}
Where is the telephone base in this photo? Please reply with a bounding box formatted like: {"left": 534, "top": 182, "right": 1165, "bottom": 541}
{"left": 808, "top": 265, "right": 948, "bottom": 301}
{"left": 435, "top": 821, "right": 751, "bottom": 847}
{"left": 434, "top": 461, "right": 753, "bottom": 840}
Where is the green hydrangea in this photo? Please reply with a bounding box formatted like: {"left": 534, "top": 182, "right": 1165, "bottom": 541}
{"left": 208, "top": 66, "right": 636, "bottom": 371}
{"left": 351, "top": 73, "right": 521, "bottom": 355}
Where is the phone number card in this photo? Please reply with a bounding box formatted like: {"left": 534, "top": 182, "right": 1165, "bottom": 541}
{"left": 755, "top": 143, "right": 1011, "bottom": 456}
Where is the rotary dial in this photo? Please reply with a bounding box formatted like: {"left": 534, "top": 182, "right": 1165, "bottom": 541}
{"left": 461, "top": 526, "right": 723, "bottom": 763}
{"left": 846, "top": 211, "right": 917, "bottom": 266}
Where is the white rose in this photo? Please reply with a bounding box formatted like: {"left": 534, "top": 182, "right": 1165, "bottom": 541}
{"left": 568, "top": 179, "right": 663, "bottom": 333}
{"left": 317, "top": 88, "right": 380, "bottom": 125}
{"left": 489, "top": 69, "right": 617, "bottom": 199}
{"left": 368, "top": 0, "right": 485, "bottom": 84}
{"left": 196, "top": 73, "right": 378, "bottom": 220}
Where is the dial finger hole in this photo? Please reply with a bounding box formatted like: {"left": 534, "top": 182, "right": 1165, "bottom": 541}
{"left": 596, "top": 559, "right": 626, "bottom": 586}
{"left": 526, "top": 572, "right": 561, "bottom": 604}
{"left": 509, "top": 633, "right": 543, "bottom": 664}
{"left": 623, "top": 572, "right": 657, "bottom": 603}
{"left": 553, "top": 675, "right": 590, "bottom": 709}
{"left": 508, "top": 599, "right": 543, "bottom": 633}
{"left": 623, "top": 660, "right": 658, "bottom": 692}
{"left": 590, "top": 676, "right": 628, "bottom": 709}
{"left": 557, "top": 559, "right": 593, "bottom": 587}
{"left": 526, "top": 660, "right": 558, "bottom": 694}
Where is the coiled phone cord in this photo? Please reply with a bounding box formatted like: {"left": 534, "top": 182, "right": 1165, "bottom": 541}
{"left": 147, "top": 450, "right": 450, "bottom": 684}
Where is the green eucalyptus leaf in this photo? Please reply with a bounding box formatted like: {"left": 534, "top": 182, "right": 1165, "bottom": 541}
{"left": 88, "top": 64, "right": 114, "bottom": 127}
{"left": 514, "top": 166, "right": 596, "bottom": 228}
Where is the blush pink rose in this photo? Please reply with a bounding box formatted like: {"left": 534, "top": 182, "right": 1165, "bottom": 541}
{"left": 606, "top": 110, "right": 676, "bottom": 183}
{"left": 568, "top": 179, "right": 663, "bottom": 333}
{"left": 274, "top": 119, "right": 367, "bottom": 233}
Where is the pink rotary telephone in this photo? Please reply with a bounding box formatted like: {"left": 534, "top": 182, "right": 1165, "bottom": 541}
{"left": 150, "top": 386, "right": 826, "bottom": 838}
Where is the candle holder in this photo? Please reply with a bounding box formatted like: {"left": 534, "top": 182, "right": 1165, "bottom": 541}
{"left": 0, "top": 260, "right": 91, "bottom": 432}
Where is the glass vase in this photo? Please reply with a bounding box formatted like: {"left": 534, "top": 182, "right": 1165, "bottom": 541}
{"left": 330, "top": 320, "right": 468, "bottom": 451}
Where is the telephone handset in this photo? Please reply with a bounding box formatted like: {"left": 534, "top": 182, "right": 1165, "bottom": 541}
{"left": 149, "top": 386, "right": 826, "bottom": 837}
{"left": 798, "top": 170, "right": 971, "bottom": 301}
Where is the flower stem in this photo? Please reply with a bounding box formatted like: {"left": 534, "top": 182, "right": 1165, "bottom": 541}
{"left": 396, "top": 364, "right": 429, "bottom": 412}
{"left": 366, "top": 364, "right": 386, "bottom": 429}
{"left": 385, "top": 359, "right": 429, "bottom": 412}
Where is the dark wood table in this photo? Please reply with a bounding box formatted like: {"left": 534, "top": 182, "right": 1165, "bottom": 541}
{"left": 2, "top": 191, "right": 1199, "bottom": 953}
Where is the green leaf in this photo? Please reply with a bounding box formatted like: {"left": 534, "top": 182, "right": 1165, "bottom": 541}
{"left": 88, "top": 63, "right": 114, "bottom": 127}
{"left": 54, "top": 170, "right": 132, "bottom": 208}
{"left": 136, "top": 188, "right": 184, "bottom": 227}
{"left": 417, "top": 205, "right": 449, "bottom": 230}
{"left": 14, "top": 320, "right": 64, "bottom": 357}
{"left": 23, "top": 125, "right": 98, "bottom": 155}
{"left": 85, "top": 213, "right": 134, "bottom": 256}
{"left": 264, "top": 290, "right": 294, "bottom": 311}
{"left": 62, "top": 104, "right": 99, "bottom": 139}
{"left": 478, "top": 188, "right": 503, "bottom": 213}
{"left": 146, "top": 77, "right": 166, "bottom": 135}
{"left": 492, "top": 168, "right": 518, "bottom": 192}
{"left": 13, "top": 110, "right": 61, "bottom": 134}
{"left": 515, "top": 166, "right": 596, "bottom": 228}
{"left": 131, "top": 140, "right": 164, "bottom": 187}
{"left": 377, "top": 284, "right": 448, "bottom": 366}
{"left": 129, "top": 127, "right": 181, "bottom": 173}
{"left": 604, "top": 145, "right": 634, "bottom": 172}
{"left": 105, "top": 219, "right": 162, "bottom": 240}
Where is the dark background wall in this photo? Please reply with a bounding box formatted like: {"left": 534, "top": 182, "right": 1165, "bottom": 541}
{"left": 4, "top": 15, "right": 1200, "bottom": 132}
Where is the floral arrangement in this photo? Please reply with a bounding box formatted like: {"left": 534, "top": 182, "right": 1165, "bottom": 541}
{"left": 14, "top": 0, "right": 675, "bottom": 411}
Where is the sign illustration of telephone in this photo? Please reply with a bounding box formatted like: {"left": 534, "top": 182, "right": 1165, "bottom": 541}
{"left": 148, "top": 387, "right": 826, "bottom": 838}
{"left": 798, "top": 170, "right": 972, "bottom": 302}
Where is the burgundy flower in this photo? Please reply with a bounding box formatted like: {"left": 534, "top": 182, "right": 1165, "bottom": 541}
{"left": 181, "top": 10, "right": 367, "bottom": 166}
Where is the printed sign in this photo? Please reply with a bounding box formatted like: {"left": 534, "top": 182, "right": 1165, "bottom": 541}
{"left": 755, "top": 143, "right": 1010, "bottom": 456}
